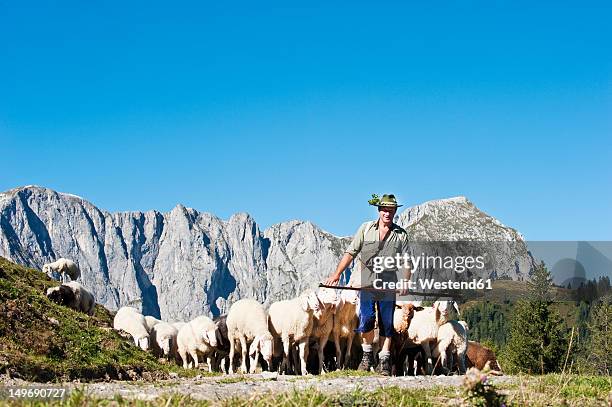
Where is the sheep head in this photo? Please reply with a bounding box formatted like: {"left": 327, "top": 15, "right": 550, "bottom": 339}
{"left": 159, "top": 337, "right": 172, "bottom": 356}
{"left": 394, "top": 303, "right": 424, "bottom": 333}
{"left": 202, "top": 327, "right": 218, "bottom": 348}
{"left": 249, "top": 332, "right": 274, "bottom": 369}
{"left": 46, "top": 285, "right": 75, "bottom": 307}
{"left": 317, "top": 287, "right": 344, "bottom": 315}
{"left": 433, "top": 300, "right": 460, "bottom": 324}
{"left": 301, "top": 291, "right": 324, "bottom": 319}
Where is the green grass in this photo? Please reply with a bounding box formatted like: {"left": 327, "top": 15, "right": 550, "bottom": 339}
{"left": 503, "top": 374, "right": 612, "bottom": 406}
{"left": 0, "top": 257, "right": 198, "bottom": 382}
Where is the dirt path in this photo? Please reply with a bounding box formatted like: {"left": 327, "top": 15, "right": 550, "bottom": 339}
{"left": 2, "top": 373, "right": 516, "bottom": 402}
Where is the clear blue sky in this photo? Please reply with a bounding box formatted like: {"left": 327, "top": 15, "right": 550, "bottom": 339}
{"left": 1, "top": 1, "right": 610, "bottom": 240}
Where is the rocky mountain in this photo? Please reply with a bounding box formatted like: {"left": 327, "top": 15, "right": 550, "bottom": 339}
{"left": 0, "top": 186, "right": 534, "bottom": 320}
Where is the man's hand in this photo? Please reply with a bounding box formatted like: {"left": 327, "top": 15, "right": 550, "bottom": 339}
{"left": 324, "top": 253, "right": 354, "bottom": 286}
{"left": 398, "top": 268, "right": 412, "bottom": 296}
{"left": 324, "top": 272, "right": 341, "bottom": 286}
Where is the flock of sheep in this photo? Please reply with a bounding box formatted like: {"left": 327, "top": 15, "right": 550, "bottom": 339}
{"left": 43, "top": 258, "right": 502, "bottom": 376}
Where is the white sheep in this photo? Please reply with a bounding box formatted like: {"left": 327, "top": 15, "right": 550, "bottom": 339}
{"left": 176, "top": 316, "right": 218, "bottom": 370}
{"left": 405, "top": 300, "right": 460, "bottom": 374}
{"left": 331, "top": 289, "right": 360, "bottom": 370}
{"left": 172, "top": 321, "right": 186, "bottom": 331}
{"left": 113, "top": 306, "right": 150, "bottom": 350}
{"left": 45, "top": 281, "right": 95, "bottom": 315}
{"left": 307, "top": 289, "right": 337, "bottom": 374}
{"left": 226, "top": 299, "right": 274, "bottom": 374}
{"left": 432, "top": 320, "right": 468, "bottom": 374}
{"left": 144, "top": 315, "right": 162, "bottom": 333}
{"left": 151, "top": 322, "right": 179, "bottom": 359}
{"left": 43, "top": 258, "right": 81, "bottom": 283}
{"left": 268, "top": 290, "right": 323, "bottom": 375}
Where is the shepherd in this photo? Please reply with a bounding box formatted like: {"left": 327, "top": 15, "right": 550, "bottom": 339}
{"left": 324, "top": 193, "right": 412, "bottom": 375}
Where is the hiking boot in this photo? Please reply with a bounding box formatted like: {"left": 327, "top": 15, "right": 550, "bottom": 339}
{"left": 357, "top": 351, "right": 374, "bottom": 371}
{"left": 377, "top": 354, "right": 392, "bottom": 376}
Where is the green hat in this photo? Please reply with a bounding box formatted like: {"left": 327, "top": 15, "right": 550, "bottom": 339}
{"left": 368, "top": 194, "right": 403, "bottom": 208}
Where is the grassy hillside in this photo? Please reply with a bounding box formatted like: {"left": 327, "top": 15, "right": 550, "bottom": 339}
{"left": 0, "top": 257, "right": 194, "bottom": 382}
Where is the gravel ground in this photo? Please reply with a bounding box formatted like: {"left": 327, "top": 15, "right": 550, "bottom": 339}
{"left": 1, "top": 373, "right": 516, "bottom": 402}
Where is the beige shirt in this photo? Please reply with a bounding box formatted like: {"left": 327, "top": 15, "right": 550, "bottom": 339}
{"left": 346, "top": 220, "right": 411, "bottom": 287}
{"left": 346, "top": 220, "right": 410, "bottom": 257}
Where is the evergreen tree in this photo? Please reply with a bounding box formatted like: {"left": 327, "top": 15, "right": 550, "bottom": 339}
{"left": 504, "top": 263, "right": 568, "bottom": 373}
{"left": 529, "top": 261, "right": 553, "bottom": 302}
{"left": 583, "top": 295, "right": 612, "bottom": 374}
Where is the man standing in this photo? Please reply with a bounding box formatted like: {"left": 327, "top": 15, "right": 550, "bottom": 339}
{"left": 324, "top": 194, "right": 412, "bottom": 375}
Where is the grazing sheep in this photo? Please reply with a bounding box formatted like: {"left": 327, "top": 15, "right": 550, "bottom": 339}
{"left": 226, "top": 299, "right": 274, "bottom": 374}
{"left": 466, "top": 341, "right": 503, "bottom": 373}
{"left": 268, "top": 290, "right": 323, "bottom": 375}
{"left": 43, "top": 258, "right": 81, "bottom": 283}
{"left": 432, "top": 320, "right": 468, "bottom": 374}
{"left": 46, "top": 281, "right": 95, "bottom": 316}
{"left": 176, "top": 316, "right": 218, "bottom": 370}
{"left": 113, "top": 306, "right": 150, "bottom": 350}
{"left": 144, "top": 315, "right": 162, "bottom": 333}
{"left": 151, "top": 322, "right": 178, "bottom": 359}
{"left": 405, "top": 300, "right": 460, "bottom": 374}
{"left": 331, "top": 289, "right": 360, "bottom": 370}
{"left": 211, "top": 315, "right": 233, "bottom": 373}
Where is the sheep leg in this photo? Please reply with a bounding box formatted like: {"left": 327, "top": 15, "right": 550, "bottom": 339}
{"left": 207, "top": 356, "right": 213, "bottom": 372}
{"left": 422, "top": 342, "right": 433, "bottom": 375}
{"left": 281, "top": 338, "right": 290, "bottom": 375}
{"left": 249, "top": 348, "right": 260, "bottom": 374}
{"left": 344, "top": 332, "right": 355, "bottom": 369}
{"left": 318, "top": 336, "right": 328, "bottom": 374}
{"left": 457, "top": 351, "right": 467, "bottom": 374}
{"left": 229, "top": 339, "right": 236, "bottom": 374}
{"left": 189, "top": 350, "right": 199, "bottom": 369}
{"left": 222, "top": 355, "right": 229, "bottom": 374}
{"left": 333, "top": 331, "right": 342, "bottom": 370}
{"left": 179, "top": 348, "right": 189, "bottom": 369}
{"left": 298, "top": 340, "right": 309, "bottom": 376}
{"left": 291, "top": 341, "right": 300, "bottom": 375}
{"left": 239, "top": 336, "right": 249, "bottom": 374}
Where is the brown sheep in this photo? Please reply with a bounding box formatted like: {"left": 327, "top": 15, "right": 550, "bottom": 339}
{"left": 466, "top": 341, "right": 503, "bottom": 374}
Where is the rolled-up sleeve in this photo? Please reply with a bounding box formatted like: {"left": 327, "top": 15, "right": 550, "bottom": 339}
{"left": 345, "top": 222, "right": 369, "bottom": 257}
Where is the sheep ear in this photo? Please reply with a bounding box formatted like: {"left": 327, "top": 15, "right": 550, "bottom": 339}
{"left": 414, "top": 306, "right": 425, "bottom": 312}
{"left": 300, "top": 296, "right": 310, "bottom": 312}
{"left": 453, "top": 302, "right": 460, "bottom": 315}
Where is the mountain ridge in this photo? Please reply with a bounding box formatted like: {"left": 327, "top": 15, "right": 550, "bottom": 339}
{"left": 0, "top": 185, "right": 533, "bottom": 320}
